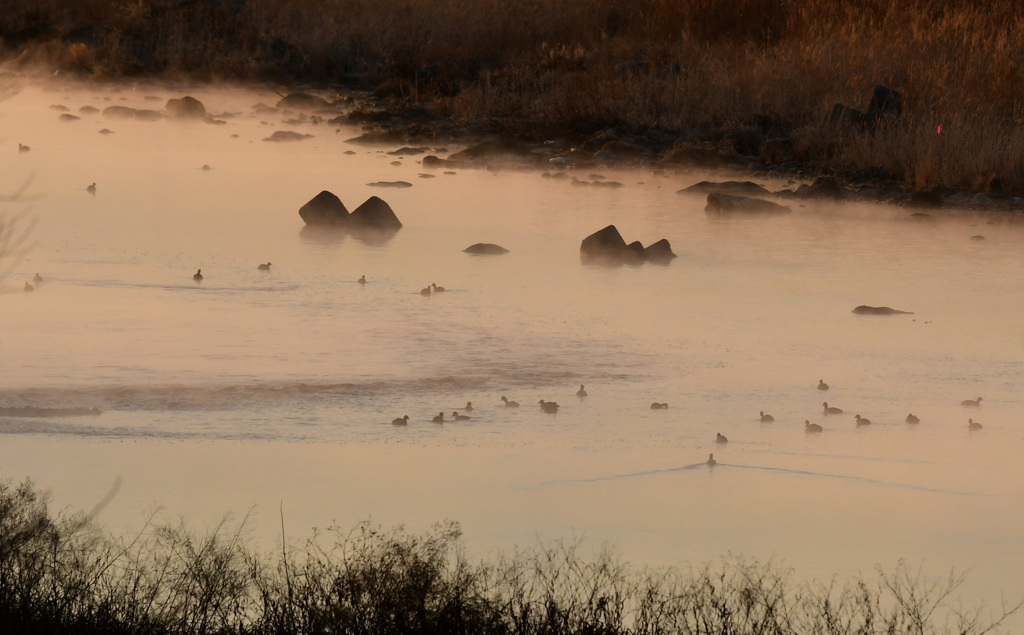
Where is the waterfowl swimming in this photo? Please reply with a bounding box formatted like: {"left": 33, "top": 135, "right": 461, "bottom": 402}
{"left": 431, "top": 283, "right": 446, "bottom": 293}
{"left": 501, "top": 396, "right": 519, "bottom": 408}
{"left": 431, "top": 412, "right": 445, "bottom": 424}
{"left": 391, "top": 415, "right": 409, "bottom": 426}
{"left": 24, "top": 282, "right": 34, "bottom": 292}
{"left": 18, "top": 143, "right": 29, "bottom": 153}
{"left": 905, "top": 413, "right": 920, "bottom": 424}
{"left": 961, "top": 397, "right": 982, "bottom": 407}
{"left": 805, "top": 420, "right": 823, "bottom": 433}
{"left": 452, "top": 411, "right": 471, "bottom": 421}
{"left": 715, "top": 432, "right": 728, "bottom": 444}
{"left": 420, "top": 286, "right": 431, "bottom": 296}
{"left": 706, "top": 453, "right": 717, "bottom": 467}
{"left": 968, "top": 418, "right": 982, "bottom": 430}
{"left": 358, "top": 275, "right": 367, "bottom": 284}
{"left": 650, "top": 402, "right": 668, "bottom": 409}
{"left": 86, "top": 183, "right": 96, "bottom": 194}
{"left": 193, "top": 269, "right": 203, "bottom": 281}
{"left": 823, "top": 402, "right": 843, "bottom": 415}
{"left": 818, "top": 379, "right": 829, "bottom": 391}
{"left": 759, "top": 411, "right": 774, "bottom": 423}
{"left": 257, "top": 262, "right": 271, "bottom": 271}
{"left": 854, "top": 414, "right": 871, "bottom": 426}
{"left": 32, "top": 273, "right": 42, "bottom": 284}
{"left": 576, "top": 384, "right": 587, "bottom": 397}
{"left": 539, "top": 399, "right": 559, "bottom": 413}
{"left": 463, "top": 401, "right": 473, "bottom": 411}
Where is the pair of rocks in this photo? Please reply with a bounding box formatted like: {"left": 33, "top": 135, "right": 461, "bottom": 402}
{"left": 580, "top": 225, "right": 676, "bottom": 263}
{"left": 299, "top": 191, "right": 403, "bottom": 228}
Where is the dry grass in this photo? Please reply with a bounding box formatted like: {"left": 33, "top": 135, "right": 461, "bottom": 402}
{"left": 4, "top": 0, "right": 1024, "bottom": 191}
{"left": 1, "top": 476, "right": 1022, "bottom": 635}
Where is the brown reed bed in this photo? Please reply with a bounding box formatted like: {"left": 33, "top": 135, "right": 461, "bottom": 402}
{"left": 1, "top": 476, "right": 1022, "bottom": 635}
{"left": 4, "top": 0, "right": 1024, "bottom": 194}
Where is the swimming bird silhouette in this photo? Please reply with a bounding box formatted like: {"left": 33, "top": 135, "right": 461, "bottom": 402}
{"left": 193, "top": 269, "right": 203, "bottom": 282}
{"left": 18, "top": 143, "right": 30, "bottom": 153}
{"left": 759, "top": 411, "right": 774, "bottom": 423}
{"left": 539, "top": 400, "right": 559, "bottom": 413}
{"left": 358, "top": 275, "right": 367, "bottom": 284}
{"left": 420, "top": 286, "right": 431, "bottom": 296}
{"left": 87, "top": 183, "right": 96, "bottom": 194}
{"left": 392, "top": 415, "right": 409, "bottom": 426}
{"left": 257, "top": 262, "right": 271, "bottom": 271}
{"left": 576, "top": 384, "right": 587, "bottom": 397}
{"left": 961, "top": 397, "right": 982, "bottom": 407}
{"left": 968, "top": 418, "right": 982, "bottom": 430}
{"left": 706, "top": 453, "right": 717, "bottom": 467}
{"left": 823, "top": 402, "right": 843, "bottom": 414}
{"left": 905, "top": 413, "right": 920, "bottom": 424}
{"left": 32, "top": 273, "right": 42, "bottom": 284}
{"left": 463, "top": 401, "right": 473, "bottom": 411}
{"left": 854, "top": 414, "right": 871, "bottom": 426}
{"left": 805, "top": 420, "right": 823, "bottom": 433}
{"left": 818, "top": 379, "right": 829, "bottom": 391}
{"left": 431, "top": 283, "right": 446, "bottom": 293}
{"left": 716, "top": 432, "right": 728, "bottom": 444}
{"left": 501, "top": 396, "right": 519, "bottom": 408}
{"left": 24, "top": 282, "right": 34, "bottom": 292}
{"left": 431, "top": 412, "right": 445, "bottom": 423}
{"left": 650, "top": 402, "right": 668, "bottom": 409}
{"left": 452, "top": 411, "right": 470, "bottom": 421}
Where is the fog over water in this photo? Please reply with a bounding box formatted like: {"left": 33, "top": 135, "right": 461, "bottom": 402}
{"left": 2, "top": 79, "right": 1023, "bottom": 612}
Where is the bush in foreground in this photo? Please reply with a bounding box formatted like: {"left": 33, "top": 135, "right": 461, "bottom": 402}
{"left": 0, "top": 477, "right": 1019, "bottom": 634}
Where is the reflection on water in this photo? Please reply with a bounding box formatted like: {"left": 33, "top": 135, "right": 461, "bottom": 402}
{"left": 2, "top": 78, "right": 1024, "bottom": 612}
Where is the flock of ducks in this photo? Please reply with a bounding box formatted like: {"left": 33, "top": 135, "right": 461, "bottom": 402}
{"left": 390, "top": 391, "right": 590, "bottom": 425}
{"left": 706, "top": 380, "right": 988, "bottom": 467}
{"left": 188, "top": 267, "right": 370, "bottom": 285}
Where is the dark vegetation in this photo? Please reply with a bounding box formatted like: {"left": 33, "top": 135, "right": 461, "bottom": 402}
{"left": 4, "top": 1, "right": 1024, "bottom": 195}
{"left": 0, "top": 476, "right": 1020, "bottom": 634}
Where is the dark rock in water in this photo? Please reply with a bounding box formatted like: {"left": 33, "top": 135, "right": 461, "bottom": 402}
{"left": 422, "top": 155, "right": 455, "bottom": 168}
{"left": 367, "top": 181, "right": 413, "bottom": 188}
{"left": 852, "top": 305, "right": 914, "bottom": 315}
{"left": 908, "top": 188, "right": 944, "bottom": 208}
{"left": 644, "top": 239, "right": 677, "bottom": 262}
{"left": 299, "top": 191, "right": 349, "bottom": 225}
{"left": 795, "top": 176, "right": 848, "bottom": 200}
{"left": 79, "top": 105, "right": 100, "bottom": 115}
{"left": 166, "top": 96, "right": 206, "bottom": 118}
{"left": 349, "top": 196, "right": 402, "bottom": 228}
{"left": 626, "top": 241, "right": 647, "bottom": 260}
{"left": 59, "top": 113, "right": 80, "bottom": 121}
{"left": 705, "top": 193, "right": 791, "bottom": 214}
{"left": 102, "top": 105, "right": 137, "bottom": 119}
{"left": 388, "top": 147, "right": 427, "bottom": 156}
{"left": 680, "top": 180, "right": 771, "bottom": 197}
{"left": 276, "top": 92, "right": 331, "bottom": 110}
{"left": 464, "top": 243, "right": 509, "bottom": 255}
{"left": 581, "top": 225, "right": 630, "bottom": 260}
{"left": 264, "top": 130, "right": 313, "bottom": 142}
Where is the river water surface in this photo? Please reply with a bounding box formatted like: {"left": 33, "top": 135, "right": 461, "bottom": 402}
{"left": 2, "top": 79, "right": 1023, "bottom": 615}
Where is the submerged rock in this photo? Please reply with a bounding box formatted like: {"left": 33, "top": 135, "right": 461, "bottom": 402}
{"left": 166, "top": 96, "right": 207, "bottom": 119}
{"left": 679, "top": 180, "right": 771, "bottom": 196}
{"left": 263, "top": 130, "right": 313, "bottom": 142}
{"left": 276, "top": 92, "right": 332, "bottom": 110}
{"left": 464, "top": 243, "right": 509, "bottom": 255}
{"left": 643, "top": 239, "right": 677, "bottom": 262}
{"left": 705, "top": 193, "right": 791, "bottom": 215}
{"left": 851, "top": 305, "right": 914, "bottom": 315}
{"left": 299, "top": 191, "right": 349, "bottom": 225}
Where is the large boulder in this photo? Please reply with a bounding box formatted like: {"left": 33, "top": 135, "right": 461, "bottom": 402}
{"left": 580, "top": 225, "right": 630, "bottom": 260}
{"left": 299, "top": 191, "right": 349, "bottom": 225}
{"left": 166, "top": 96, "right": 206, "bottom": 119}
{"left": 644, "top": 239, "right": 677, "bottom": 262}
{"left": 705, "top": 193, "right": 791, "bottom": 215}
{"left": 349, "top": 196, "right": 402, "bottom": 228}
{"left": 276, "top": 92, "right": 332, "bottom": 110}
